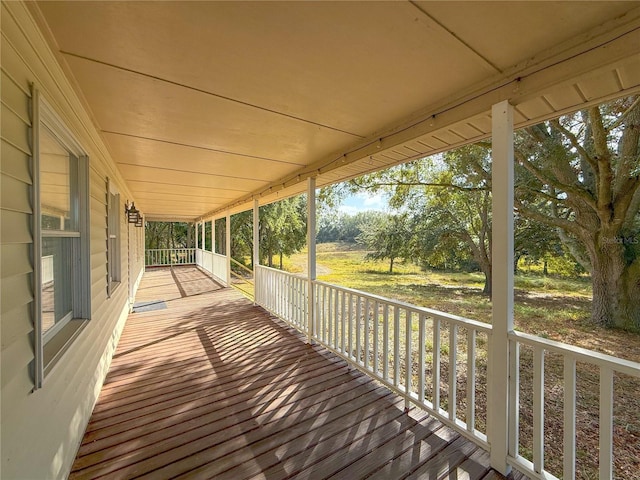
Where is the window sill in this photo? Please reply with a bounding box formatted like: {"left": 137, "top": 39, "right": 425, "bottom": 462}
{"left": 43, "top": 318, "right": 89, "bottom": 378}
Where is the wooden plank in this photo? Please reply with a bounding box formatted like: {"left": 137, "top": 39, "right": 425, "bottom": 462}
{"left": 135, "top": 388, "right": 397, "bottom": 480}
{"left": 366, "top": 424, "right": 460, "bottom": 479}
{"left": 455, "top": 446, "right": 493, "bottom": 480}
{"left": 225, "top": 402, "right": 419, "bottom": 480}
{"left": 289, "top": 415, "right": 442, "bottom": 480}
{"left": 69, "top": 267, "right": 499, "bottom": 480}
{"left": 406, "top": 436, "right": 480, "bottom": 479}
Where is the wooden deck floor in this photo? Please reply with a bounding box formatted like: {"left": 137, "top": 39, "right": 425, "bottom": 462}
{"left": 71, "top": 266, "right": 512, "bottom": 480}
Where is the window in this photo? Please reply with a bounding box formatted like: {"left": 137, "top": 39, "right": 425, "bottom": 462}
{"left": 33, "top": 90, "right": 90, "bottom": 386}
{"left": 107, "top": 178, "right": 121, "bottom": 296}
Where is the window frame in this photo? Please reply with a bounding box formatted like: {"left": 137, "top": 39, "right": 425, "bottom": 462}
{"left": 106, "top": 177, "right": 121, "bottom": 297}
{"left": 32, "top": 88, "right": 91, "bottom": 388}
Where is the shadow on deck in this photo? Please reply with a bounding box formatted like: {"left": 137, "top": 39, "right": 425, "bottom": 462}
{"left": 71, "top": 267, "right": 517, "bottom": 479}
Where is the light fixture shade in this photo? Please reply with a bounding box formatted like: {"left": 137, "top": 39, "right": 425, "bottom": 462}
{"left": 135, "top": 215, "right": 143, "bottom": 227}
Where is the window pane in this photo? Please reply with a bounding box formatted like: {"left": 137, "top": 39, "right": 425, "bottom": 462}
{"left": 41, "top": 237, "right": 73, "bottom": 336}
{"left": 40, "top": 127, "right": 73, "bottom": 231}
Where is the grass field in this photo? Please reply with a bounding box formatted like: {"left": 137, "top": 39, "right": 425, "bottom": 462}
{"left": 283, "top": 242, "right": 640, "bottom": 480}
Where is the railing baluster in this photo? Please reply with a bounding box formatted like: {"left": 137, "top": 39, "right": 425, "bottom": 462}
{"left": 320, "top": 285, "right": 325, "bottom": 341}
{"left": 533, "top": 346, "right": 545, "bottom": 474}
{"left": 405, "top": 310, "right": 412, "bottom": 409}
{"left": 287, "top": 275, "right": 291, "bottom": 323}
{"left": 295, "top": 278, "right": 300, "bottom": 327}
{"left": 449, "top": 322, "right": 457, "bottom": 421}
{"left": 433, "top": 318, "right": 441, "bottom": 412}
{"left": 373, "top": 301, "right": 379, "bottom": 376}
{"left": 383, "top": 304, "right": 389, "bottom": 382}
{"left": 508, "top": 337, "right": 519, "bottom": 456}
{"left": 364, "top": 298, "right": 370, "bottom": 369}
{"left": 394, "top": 306, "right": 400, "bottom": 387}
{"left": 600, "top": 366, "right": 614, "bottom": 480}
{"left": 358, "top": 296, "right": 365, "bottom": 364}
{"left": 467, "top": 328, "right": 476, "bottom": 433}
{"left": 348, "top": 293, "right": 353, "bottom": 359}
{"left": 324, "top": 285, "right": 329, "bottom": 345}
{"left": 334, "top": 288, "right": 339, "bottom": 350}
{"left": 328, "top": 285, "right": 333, "bottom": 347}
{"left": 418, "top": 313, "right": 426, "bottom": 404}
{"left": 324, "top": 285, "right": 329, "bottom": 342}
{"left": 564, "top": 356, "right": 576, "bottom": 480}
{"left": 341, "top": 290, "right": 346, "bottom": 354}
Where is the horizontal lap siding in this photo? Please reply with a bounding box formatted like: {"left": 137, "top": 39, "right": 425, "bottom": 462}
{"left": 1, "top": 20, "right": 35, "bottom": 406}
{"left": 0, "top": 2, "right": 143, "bottom": 479}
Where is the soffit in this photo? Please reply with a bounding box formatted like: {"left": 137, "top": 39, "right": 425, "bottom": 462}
{"left": 32, "top": 1, "right": 640, "bottom": 221}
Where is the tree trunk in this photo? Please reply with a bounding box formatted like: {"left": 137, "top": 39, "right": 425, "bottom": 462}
{"left": 589, "top": 241, "right": 640, "bottom": 331}
{"left": 482, "top": 268, "right": 492, "bottom": 295}
{"left": 268, "top": 252, "right": 273, "bottom": 268}
{"left": 543, "top": 259, "right": 548, "bottom": 276}
{"left": 279, "top": 252, "right": 283, "bottom": 270}
{"left": 389, "top": 257, "right": 394, "bottom": 274}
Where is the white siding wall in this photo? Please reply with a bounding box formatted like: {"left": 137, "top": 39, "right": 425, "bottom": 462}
{"left": 1, "top": 2, "right": 145, "bottom": 478}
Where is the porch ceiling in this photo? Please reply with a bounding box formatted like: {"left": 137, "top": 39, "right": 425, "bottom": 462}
{"left": 32, "top": 1, "right": 640, "bottom": 221}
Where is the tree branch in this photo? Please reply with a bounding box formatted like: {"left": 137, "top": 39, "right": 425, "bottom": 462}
{"left": 515, "top": 184, "right": 569, "bottom": 205}
{"left": 515, "top": 150, "right": 597, "bottom": 209}
{"left": 607, "top": 95, "right": 640, "bottom": 131}
{"left": 589, "top": 106, "right": 615, "bottom": 211}
{"left": 515, "top": 199, "right": 582, "bottom": 237}
{"left": 549, "top": 118, "right": 598, "bottom": 172}
{"left": 349, "top": 179, "right": 487, "bottom": 192}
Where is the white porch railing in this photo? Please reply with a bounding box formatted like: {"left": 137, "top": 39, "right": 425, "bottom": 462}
{"left": 145, "top": 248, "right": 196, "bottom": 266}
{"left": 211, "top": 252, "right": 227, "bottom": 284}
{"left": 254, "top": 264, "right": 640, "bottom": 480}
{"left": 195, "top": 249, "right": 228, "bottom": 285}
{"left": 41, "top": 255, "right": 54, "bottom": 285}
{"left": 508, "top": 331, "right": 640, "bottom": 480}
{"left": 255, "top": 265, "right": 307, "bottom": 331}
{"left": 255, "top": 265, "right": 491, "bottom": 447}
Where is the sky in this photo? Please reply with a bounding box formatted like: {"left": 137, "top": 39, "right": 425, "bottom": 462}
{"left": 337, "top": 191, "right": 388, "bottom": 215}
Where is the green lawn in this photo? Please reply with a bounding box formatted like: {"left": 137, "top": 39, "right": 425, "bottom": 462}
{"left": 289, "top": 243, "right": 596, "bottom": 341}
{"left": 284, "top": 242, "right": 639, "bottom": 479}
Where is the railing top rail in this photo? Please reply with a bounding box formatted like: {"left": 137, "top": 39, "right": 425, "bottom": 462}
{"left": 313, "top": 279, "right": 492, "bottom": 332}
{"left": 511, "top": 330, "right": 640, "bottom": 377}
{"left": 255, "top": 264, "right": 490, "bottom": 332}
{"left": 146, "top": 248, "right": 196, "bottom": 251}
{"left": 230, "top": 269, "right": 255, "bottom": 285}
{"left": 230, "top": 257, "right": 254, "bottom": 275}
{"left": 256, "top": 264, "right": 295, "bottom": 273}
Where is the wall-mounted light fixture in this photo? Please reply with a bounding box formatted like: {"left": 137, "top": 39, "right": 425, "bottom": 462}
{"left": 125, "top": 201, "right": 140, "bottom": 224}
{"left": 135, "top": 215, "right": 143, "bottom": 228}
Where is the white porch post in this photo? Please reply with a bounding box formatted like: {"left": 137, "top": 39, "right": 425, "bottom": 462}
{"left": 307, "top": 177, "right": 317, "bottom": 344}
{"left": 226, "top": 213, "right": 231, "bottom": 286}
{"left": 211, "top": 219, "right": 216, "bottom": 253}
{"left": 194, "top": 222, "right": 199, "bottom": 249}
{"left": 253, "top": 199, "right": 259, "bottom": 305}
{"left": 488, "top": 100, "right": 514, "bottom": 475}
